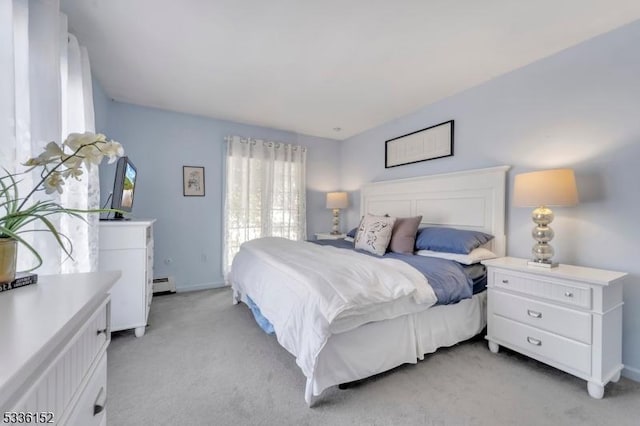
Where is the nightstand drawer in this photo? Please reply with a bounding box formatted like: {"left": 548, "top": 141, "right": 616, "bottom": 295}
{"left": 492, "top": 315, "right": 591, "bottom": 375}
{"left": 494, "top": 270, "right": 591, "bottom": 309}
{"left": 490, "top": 290, "right": 592, "bottom": 344}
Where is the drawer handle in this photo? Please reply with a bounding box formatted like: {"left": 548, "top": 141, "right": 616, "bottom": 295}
{"left": 564, "top": 291, "right": 574, "bottom": 298}
{"left": 501, "top": 279, "right": 509, "bottom": 284}
{"left": 94, "top": 387, "right": 107, "bottom": 416}
{"left": 527, "top": 336, "right": 542, "bottom": 346}
{"left": 527, "top": 309, "right": 542, "bottom": 319}
{"left": 96, "top": 328, "right": 107, "bottom": 336}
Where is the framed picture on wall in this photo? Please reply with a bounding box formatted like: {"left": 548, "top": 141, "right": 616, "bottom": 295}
{"left": 183, "top": 166, "right": 205, "bottom": 196}
{"left": 385, "top": 120, "right": 454, "bottom": 168}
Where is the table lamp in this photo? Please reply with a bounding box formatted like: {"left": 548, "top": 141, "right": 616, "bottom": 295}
{"left": 326, "top": 192, "right": 348, "bottom": 235}
{"left": 513, "top": 168, "right": 578, "bottom": 268}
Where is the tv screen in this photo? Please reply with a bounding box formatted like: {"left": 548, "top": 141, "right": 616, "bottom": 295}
{"left": 111, "top": 156, "right": 137, "bottom": 219}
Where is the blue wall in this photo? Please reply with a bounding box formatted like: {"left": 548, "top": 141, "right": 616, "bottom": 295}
{"left": 97, "top": 101, "right": 340, "bottom": 292}
{"left": 92, "top": 78, "right": 109, "bottom": 134}
{"left": 93, "top": 19, "right": 640, "bottom": 380}
{"left": 340, "top": 20, "right": 640, "bottom": 380}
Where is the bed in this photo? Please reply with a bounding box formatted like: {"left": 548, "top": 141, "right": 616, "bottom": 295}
{"left": 229, "top": 165, "right": 510, "bottom": 405}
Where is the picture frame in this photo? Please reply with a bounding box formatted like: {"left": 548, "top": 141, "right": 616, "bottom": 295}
{"left": 183, "top": 166, "right": 205, "bottom": 196}
{"left": 385, "top": 120, "right": 454, "bottom": 168}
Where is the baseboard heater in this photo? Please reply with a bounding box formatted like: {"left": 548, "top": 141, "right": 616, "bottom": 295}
{"left": 153, "top": 276, "right": 176, "bottom": 294}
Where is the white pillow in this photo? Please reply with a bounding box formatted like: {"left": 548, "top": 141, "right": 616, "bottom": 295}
{"left": 415, "top": 247, "right": 497, "bottom": 265}
{"left": 354, "top": 214, "right": 396, "bottom": 256}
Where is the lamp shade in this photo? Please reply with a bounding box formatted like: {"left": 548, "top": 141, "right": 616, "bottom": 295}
{"left": 513, "top": 169, "right": 579, "bottom": 207}
{"left": 326, "top": 192, "right": 348, "bottom": 209}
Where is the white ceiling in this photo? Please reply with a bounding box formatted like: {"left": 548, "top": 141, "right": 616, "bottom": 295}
{"left": 61, "top": 1, "right": 640, "bottom": 140}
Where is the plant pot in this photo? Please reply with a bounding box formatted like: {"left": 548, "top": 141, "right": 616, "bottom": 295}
{"left": 0, "top": 238, "right": 18, "bottom": 284}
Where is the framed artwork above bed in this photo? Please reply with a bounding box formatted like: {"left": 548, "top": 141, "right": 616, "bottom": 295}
{"left": 385, "top": 120, "right": 454, "bottom": 168}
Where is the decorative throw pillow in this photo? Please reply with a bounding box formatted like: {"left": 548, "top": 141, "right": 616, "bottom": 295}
{"left": 346, "top": 227, "right": 358, "bottom": 238}
{"left": 354, "top": 214, "right": 396, "bottom": 256}
{"left": 388, "top": 216, "right": 423, "bottom": 254}
{"left": 415, "top": 227, "right": 494, "bottom": 254}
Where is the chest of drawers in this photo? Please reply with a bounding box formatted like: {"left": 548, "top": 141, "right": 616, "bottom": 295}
{"left": 0, "top": 272, "right": 120, "bottom": 425}
{"left": 483, "top": 257, "right": 627, "bottom": 399}
{"left": 99, "top": 220, "right": 155, "bottom": 337}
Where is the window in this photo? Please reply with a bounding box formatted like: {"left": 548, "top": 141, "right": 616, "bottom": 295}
{"left": 223, "top": 136, "right": 307, "bottom": 275}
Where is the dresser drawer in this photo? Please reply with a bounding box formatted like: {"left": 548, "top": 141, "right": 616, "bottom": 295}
{"left": 494, "top": 270, "right": 591, "bottom": 309}
{"left": 99, "top": 225, "right": 148, "bottom": 250}
{"left": 10, "top": 302, "right": 109, "bottom": 419}
{"left": 490, "top": 289, "right": 592, "bottom": 344}
{"left": 64, "top": 353, "right": 107, "bottom": 426}
{"left": 491, "top": 315, "right": 591, "bottom": 375}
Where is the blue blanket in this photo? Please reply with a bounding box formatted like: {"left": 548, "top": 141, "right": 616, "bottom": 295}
{"left": 312, "top": 239, "right": 474, "bottom": 305}
{"left": 246, "top": 296, "right": 275, "bottom": 334}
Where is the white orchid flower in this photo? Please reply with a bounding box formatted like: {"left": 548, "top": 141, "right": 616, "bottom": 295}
{"left": 81, "top": 145, "right": 104, "bottom": 167}
{"left": 2, "top": 131, "right": 125, "bottom": 272}
{"left": 102, "top": 141, "right": 125, "bottom": 163}
{"left": 64, "top": 132, "right": 101, "bottom": 151}
{"left": 23, "top": 157, "right": 46, "bottom": 167}
{"left": 38, "top": 142, "right": 64, "bottom": 161}
{"left": 62, "top": 166, "right": 83, "bottom": 180}
{"left": 62, "top": 155, "right": 83, "bottom": 170}
{"left": 43, "top": 172, "right": 65, "bottom": 194}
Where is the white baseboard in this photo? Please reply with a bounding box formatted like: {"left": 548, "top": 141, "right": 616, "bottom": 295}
{"left": 623, "top": 365, "right": 640, "bottom": 382}
{"left": 176, "top": 281, "right": 227, "bottom": 293}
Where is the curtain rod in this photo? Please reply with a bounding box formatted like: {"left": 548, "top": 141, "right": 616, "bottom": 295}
{"left": 224, "top": 136, "right": 307, "bottom": 152}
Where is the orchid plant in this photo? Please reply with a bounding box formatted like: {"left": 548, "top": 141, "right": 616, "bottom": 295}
{"left": 0, "top": 132, "right": 124, "bottom": 269}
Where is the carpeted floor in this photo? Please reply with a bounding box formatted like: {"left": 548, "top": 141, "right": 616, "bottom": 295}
{"left": 107, "top": 288, "right": 640, "bottom": 426}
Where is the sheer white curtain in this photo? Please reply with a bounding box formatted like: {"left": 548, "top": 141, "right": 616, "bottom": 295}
{"left": 223, "top": 136, "right": 307, "bottom": 275}
{"left": 60, "top": 33, "right": 100, "bottom": 273}
{"left": 0, "top": 0, "right": 99, "bottom": 274}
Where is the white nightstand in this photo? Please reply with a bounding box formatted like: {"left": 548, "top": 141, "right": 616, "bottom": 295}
{"left": 483, "top": 257, "right": 627, "bottom": 399}
{"left": 315, "top": 232, "right": 346, "bottom": 240}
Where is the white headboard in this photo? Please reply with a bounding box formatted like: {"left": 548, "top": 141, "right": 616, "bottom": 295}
{"left": 360, "top": 166, "right": 511, "bottom": 256}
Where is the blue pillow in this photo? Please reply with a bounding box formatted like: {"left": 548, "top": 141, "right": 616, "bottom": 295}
{"left": 415, "top": 227, "right": 494, "bottom": 254}
{"left": 347, "top": 227, "right": 358, "bottom": 238}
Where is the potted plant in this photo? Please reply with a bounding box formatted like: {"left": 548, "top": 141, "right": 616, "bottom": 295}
{"left": 0, "top": 132, "right": 124, "bottom": 283}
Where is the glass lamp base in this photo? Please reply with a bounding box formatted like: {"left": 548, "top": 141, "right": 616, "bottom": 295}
{"left": 331, "top": 208, "right": 340, "bottom": 235}
{"left": 528, "top": 260, "right": 558, "bottom": 268}
{"left": 529, "top": 205, "right": 558, "bottom": 268}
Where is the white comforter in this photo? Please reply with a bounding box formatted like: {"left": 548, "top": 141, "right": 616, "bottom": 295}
{"left": 229, "top": 237, "right": 437, "bottom": 378}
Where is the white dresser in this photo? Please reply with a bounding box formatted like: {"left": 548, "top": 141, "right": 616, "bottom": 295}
{"left": 0, "top": 271, "right": 120, "bottom": 425}
{"left": 98, "top": 220, "right": 155, "bottom": 337}
{"left": 483, "top": 257, "right": 627, "bottom": 399}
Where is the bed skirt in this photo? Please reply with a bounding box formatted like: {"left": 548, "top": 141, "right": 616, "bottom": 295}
{"left": 307, "top": 291, "right": 486, "bottom": 403}
{"left": 235, "top": 289, "right": 486, "bottom": 405}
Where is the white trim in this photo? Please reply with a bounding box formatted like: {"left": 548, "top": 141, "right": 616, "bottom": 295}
{"left": 360, "top": 166, "right": 510, "bottom": 256}
{"left": 623, "top": 364, "right": 640, "bottom": 382}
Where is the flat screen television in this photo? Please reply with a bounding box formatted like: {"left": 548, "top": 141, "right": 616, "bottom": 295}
{"left": 110, "top": 156, "right": 137, "bottom": 220}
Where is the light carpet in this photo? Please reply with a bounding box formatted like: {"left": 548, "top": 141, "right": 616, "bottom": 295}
{"left": 107, "top": 288, "right": 640, "bottom": 426}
